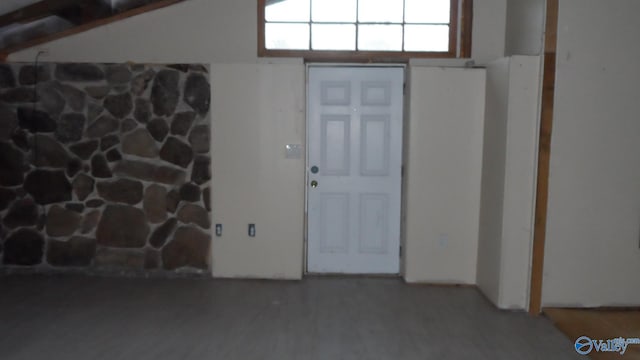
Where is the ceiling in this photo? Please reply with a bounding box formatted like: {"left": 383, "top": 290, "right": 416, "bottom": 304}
{"left": 0, "top": 0, "right": 184, "bottom": 56}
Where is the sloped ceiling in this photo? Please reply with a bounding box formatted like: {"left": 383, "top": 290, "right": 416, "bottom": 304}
{"left": 0, "top": 0, "right": 185, "bottom": 58}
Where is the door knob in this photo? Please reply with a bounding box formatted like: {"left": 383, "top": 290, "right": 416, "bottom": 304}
{"left": 310, "top": 180, "right": 318, "bottom": 188}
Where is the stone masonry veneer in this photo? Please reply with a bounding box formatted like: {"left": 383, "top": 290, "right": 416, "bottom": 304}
{"left": 0, "top": 63, "right": 211, "bottom": 274}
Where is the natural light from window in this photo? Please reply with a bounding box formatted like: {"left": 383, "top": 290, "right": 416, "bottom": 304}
{"left": 264, "top": 0, "right": 451, "bottom": 52}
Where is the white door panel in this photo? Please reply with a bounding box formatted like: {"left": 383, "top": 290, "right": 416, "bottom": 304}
{"left": 307, "top": 66, "right": 403, "bottom": 274}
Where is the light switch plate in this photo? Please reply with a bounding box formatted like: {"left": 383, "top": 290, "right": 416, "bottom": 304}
{"left": 285, "top": 144, "right": 302, "bottom": 159}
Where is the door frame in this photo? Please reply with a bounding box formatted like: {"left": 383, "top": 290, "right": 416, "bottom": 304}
{"left": 303, "top": 63, "right": 407, "bottom": 275}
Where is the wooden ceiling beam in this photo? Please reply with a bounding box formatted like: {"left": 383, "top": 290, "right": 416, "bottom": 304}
{"left": 0, "top": 0, "right": 95, "bottom": 28}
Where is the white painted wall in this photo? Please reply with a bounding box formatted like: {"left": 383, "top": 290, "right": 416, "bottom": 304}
{"left": 543, "top": 0, "right": 640, "bottom": 306}
{"left": 477, "top": 56, "right": 540, "bottom": 309}
{"left": 504, "top": 0, "right": 545, "bottom": 56}
{"left": 6, "top": 0, "right": 509, "bottom": 280}
{"left": 404, "top": 67, "right": 485, "bottom": 284}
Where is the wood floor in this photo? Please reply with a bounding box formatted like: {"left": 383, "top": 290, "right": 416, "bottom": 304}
{"left": 545, "top": 308, "right": 640, "bottom": 359}
{"left": 0, "top": 275, "right": 581, "bottom": 360}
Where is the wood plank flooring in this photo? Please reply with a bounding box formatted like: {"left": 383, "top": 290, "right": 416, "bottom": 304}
{"left": 0, "top": 275, "right": 581, "bottom": 359}
{"left": 545, "top": 308, "right": 640, "bottom": 359}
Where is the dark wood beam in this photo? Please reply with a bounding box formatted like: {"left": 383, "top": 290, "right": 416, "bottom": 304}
{"left": 0, "top": 0, "right": 185, "bottom": 58}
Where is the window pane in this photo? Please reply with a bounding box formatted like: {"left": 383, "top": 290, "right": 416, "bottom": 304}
{"left": 358, "top": 0, "right": 403, "bottom": 23}
{"left": 265, "top": 0, "right": 310, "bottom": 22}
{"left": 266, "top": 23, "right": 310, "bottom": 50}
{"left": 312, "top": 24, "right": 356, "bottom": 50}
{"left": 358, "top": 25, "right": 402, "bottom": 51}
{"left": 405, "top": 0, "right": 450, "bottom": 24}
{"left": 404, "top": 25, "right": 449, "bottom": 51}
{"left": 312, "top": 0, "right": 356, "bottom": 22}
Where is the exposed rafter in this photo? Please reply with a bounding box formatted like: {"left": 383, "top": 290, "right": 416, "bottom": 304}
{"left": 0, "top": 0, "right": 186, "bottom": 58}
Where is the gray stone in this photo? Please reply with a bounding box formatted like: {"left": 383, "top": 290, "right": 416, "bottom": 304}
{"left": 0, "top": 105, "right": 18, "bottom": 140}
{"left": 72, "top": 173, "right": 94, "bottom": 201}
{"left": 160, "top": 137, "right": 193, "bottom": 168}
{"left": 106, "top": 148, "right": 122, "bottom": 162}
{"left": 81, "top": 210, "right": 101, "bottom": 234}
{"left": 3, "top": 229, "right": 44, "bottom": 266}
{"left": 85, "top": 199, "right": 105, "bottom": 208}
{"left": 36, "top": 83, "right": 66, "bottom": 116}
{"left": 151, "top": 70, "right": 180, "bottom": 116}
{"left": 91, "top": 154, "right": 112, "bottom": 178}
{"left": 189, "top": 125, "right": 210, "bottom": 154}
{"left": 31, "top": 135, "right": 70, "bottom": 168}
{"left": 87, "top": 115, "right": 118, "bottom": 138}
{"left": 3, "top": 198, "right": 39, "bottom": 228}
{"left": 25, "top": 170, "right": 72, "bottom": 204}
{"left": 106, "top": 65, "right": 132, "bottom": 84}
{"left": 65, "top": 203, "right": 85, "bottom": 213}
{"left": 122, "top": 128, "right": 158, "bottom": 158}
{"left": 143, "top": 184, "right": 167, "bottom": 223}
{"left": 97, "top": 179, "right": 143, "bottom": 205}
{"left": 11, "top": 129, "right": 29, "bottom": 151}
{"left": 46, "top": 205, "right": 82, "bottom": 237}
{"left": 104, "top": 93, "right": 133, "bottom": 118}
{"left": 149, "top": 218, "right": 177, "bottom": 248}
{"left": 0, "top": 188, "right": 16, "bottom": 211}
{"left": 100, "top": 134, "right": 119, "bottom": 150}
{"left": 85, "top": 85, "right": 110, "bottom": 99}
{"left": 183, "top": 73, "right": 211, "bottom": 115}
{"left": 47, "top": 236, "right": 96, "bottom": 267}
{"left": 0, "top": 141, "right": 25, "bottom": 186}
{"left": 17, "top": 107, "right": 56, "bottom": 133}
{"left": 176, "top": 204, "right": 210, "bottom": 229}
{"left": 144, "top": 248, "right": 161, "bottom": 269}
{"left": 55, "top": 113, "right": 86, "bottom": 143}
{"left": 113, "top": 160, "right": 186, "bottom": 185}
{"left": 147, "top": 118, "right": 169, "bottom": 142}
{"left": 180, "top": 183, "right": 201, "bottom": 202}
{"left": 56, "top": 63, "right": 105, "bottom": 82}
{"left": 170, "top": 111, "right": 196, "bottom": 136}
{"left": 121, "top": 118, "right": 137, "bottom": 132}
{"left": 96, "top": 205, "right": 150, "bottom": 248}
{"left": 57, "top": 83, "right": 86, "bottom": 112}
{"left": 19, "top": 65, "right": 50, "bottom": 85}
{"left": 166, "top": 189, "right": 180, "bottom": 213}
{"left": 87, "top": 103, "right": 103, "bottom": 123}
{"left": 0, "top": 87, "right": 38, "bottom": 103}
{"left": 66, "top": 158, "right": 82, "bottom": 178}
{"left": 162, "top": 226, "right": 210, "bottom": 270}
{"left": 134, "top": 98, "right": 151, "bottom": 123}
{"left": 0, "top": 65, "right": 15, "bottom": 88}
{"left": 131, "top": 69, "right": 155, "bottom": 96}
{"left": 69, "top": 140, "right": 99, "bottom": 160}
{"left": 131, "top": 64, "right": 146, "bottom": 72}
{"left": 203, "top": 187, "right": 210, "bottom": 211}
{"left": 95, "top": 247, "right": 144, "bottom": 269}
{"left": 191, "top": 155, "right": 211, "bottom": 185}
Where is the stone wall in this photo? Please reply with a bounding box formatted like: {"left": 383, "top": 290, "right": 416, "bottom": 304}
{"left": 0, "top": 62, "right": 211, "bottom": 275}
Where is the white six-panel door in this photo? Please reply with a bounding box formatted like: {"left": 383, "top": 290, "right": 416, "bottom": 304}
{"left": 307, "top": 66, "right": 403, "bottom": 274}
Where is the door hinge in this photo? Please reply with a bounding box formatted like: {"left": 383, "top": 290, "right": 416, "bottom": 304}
{"left": 399, "top": 245, "right": 403, "bottom": 258}
{"left": 403, "top": 82, "right": 406, "bottom": 95}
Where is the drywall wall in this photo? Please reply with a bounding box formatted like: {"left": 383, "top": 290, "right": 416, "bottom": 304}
{"left": 4, "top": 0, "right": 508, "bottom": 279}
{"left": 210, "top": 63, "right": 305, "bottom": 279}
{"left": 404, "top": 67, "right": 485, "bottom": 284}
{"left": 543, "top": 0, "right": 640, "bottom": 306}
{"left": 477, "top": 58, "right": 509, "bottom": 304}
{"left": 504, "top": 0, "right": 545, "bottom": 56}
{"left": 477, "top": 56, "right": 540, "bottom": 309}
{"left": 8, "top": 0, "right": 507, "bottom": 65}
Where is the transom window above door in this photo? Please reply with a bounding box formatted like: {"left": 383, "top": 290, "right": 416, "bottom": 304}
{"left": 258, "top": 0, "right": 472, "bottom": 60}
